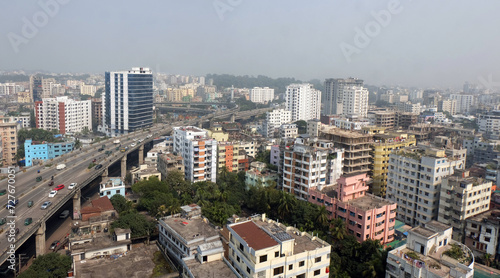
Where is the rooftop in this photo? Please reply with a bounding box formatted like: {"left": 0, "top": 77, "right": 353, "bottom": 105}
{"left": 230, "top": 221, "right": 278, "bottom": 251}
{"left": 322, "top": 128, "right": 372, "bottom": 139}
{"left": 347, "top": 193, "right": 396, "bottom": 211}
{"left": 410, "top": 227, "right": 438, "bottom": 239}
{"left": 467, "top": 209, "right": 500, "bottom": 224}
{"left": 160, "top": 215, "right": 219, "bottom": 244}
{"left": 71, "top": 233, "right": 131, "bottom": 253}
{"left": 185, "top": 258, "right": 235, "bottom": 278}
{"left": 90, "top": 196, "right": 115, "bottom": 212}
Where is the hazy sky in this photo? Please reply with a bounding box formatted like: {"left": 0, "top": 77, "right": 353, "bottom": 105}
{"left": 1, "top": 0, "right": 499, "bottom": 89}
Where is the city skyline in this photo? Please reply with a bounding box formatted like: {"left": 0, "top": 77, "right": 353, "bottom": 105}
{"left": 0, "top": 1, "right": 499, "bottom": 89}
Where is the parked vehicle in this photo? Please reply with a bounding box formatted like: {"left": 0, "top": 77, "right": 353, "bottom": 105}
{"left": 56, "top": 164, "right": 66, "bottom": 170}
{"left": 41, "top": 201, "right": 52, "bottom": 209}
{"left": 59, "top": 210, "right": 70, "bottom": 219}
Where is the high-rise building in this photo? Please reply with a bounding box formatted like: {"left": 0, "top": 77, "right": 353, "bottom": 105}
{"left": 173, "top": 126, "right": 217, "bottom": 183}
{"left": 263, "top": 109, "right": 292, "bottom": 137}
{"left": 342, "top": 86, "right": 369, "bottom": 118}
{"left": 91, "top": 98, "right": 102, "bottom": 130}
{"left": 80, "top": 84, "right": 97, "bottom": 96}
{"left": 250, "top": 87, "right": 274, "bottom": 103}
{"left": 450, "top": 94, "right": 475, "bottom": 114}
{"left": 0, "top": 121, "right": 17, "bottom": 166}
{"left": 35, "top": 96, "right": 92, "bottom": 134}
{"left": 30, "top": 75, "right": 42, "bottom": 102}
{"left": 438, "top": 169, "right": 492, "bottom": 242}
{"left": 439, "top": 99, "right": 457, "bottom": 115}
{"left": 323, "top": 78, "right": 363, "bottom": 116}
{"left": 285, "top": 83, "right": 321, "bottom": 122}
{"left": 386, "top": 146, "right": 466, "bottom": 226}
{"left": 478, "top": 110, "right": 500, "bottom": 139}
{"left": 103, "top": 67, "right": 153, "bottom": 137}
{"left": 217, "top": 141, "right": 250, "bottom": 173}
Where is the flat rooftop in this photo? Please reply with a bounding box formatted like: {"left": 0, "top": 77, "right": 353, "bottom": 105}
{"left": 410, "top": 227, "right": 437, "bottom": 239}
{"left": 160, "top": 216, "right": 219, "bottom": 243}
{"left": 347, "top": 193, "right": 396, "bottom": 211}
{"left": 323, "top": 128, "right": 371, "bottom": 139}
{"left": 185, "top": 258, "right": 235, "bottom": 278}
{"left": 71, "top": 233, "right": 131, "bottom": 253}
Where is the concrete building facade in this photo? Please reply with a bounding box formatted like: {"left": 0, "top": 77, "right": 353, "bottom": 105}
{"left": 35, "top": 96, "right": 92, "bottom": 134}
{"left": 285, "top": 83, "right": 321, "bottom": 122}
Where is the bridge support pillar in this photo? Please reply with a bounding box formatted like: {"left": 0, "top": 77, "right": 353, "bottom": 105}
{"left": 35, "top": 222, "right": 46, "bottom": 257}
{"left": 230, "top": 113, "right": 236, "bottom": 122}
{"left": 102, "top": 167, "right": 108, "bottom": 177}
{"left": 73, "top": 189, "right": 81, "bottom": 220}
{"left": 121, "top": 156, "right": 127, "bottom": 179}
{"left": 139, "top": 145, "right": 144, "bottom": 165}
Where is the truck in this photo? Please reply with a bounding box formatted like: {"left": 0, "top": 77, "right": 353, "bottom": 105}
{"left": 113, "top": 139, "right": 120, "bottom": 144}
{"left": 56, "top": 164, "right": 66, "bottom": 170}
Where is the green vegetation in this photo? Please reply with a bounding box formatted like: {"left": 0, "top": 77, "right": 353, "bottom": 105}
{"left": 16, "top": 128, "right": 62, "bottom": 161}
{"left": 234, "top": 97, "right": 268, "bottom": 111}
{"left": 18, "top": 253, "right": 72, "bottom": 278}
{"left": 152, "top": 251, "right": 174, "bottom": 277}
{"left": 88, "top": 163, "right": 96, "bottom": 169}
{"left": 406, "top": 251, "right": 420, "bottom": 260}
{"left": 293, "top": 120, "right": 307, "bottom": 134}
{"left": 443, "top": 243, "right": 471, "bottom": 265}
{"left": 111, "top": 212, "right": 155, "bottom": 238}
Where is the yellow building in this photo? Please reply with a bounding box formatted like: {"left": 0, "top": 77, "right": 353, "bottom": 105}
{"left": 207, "top": 125, "right": 229, "bottom": 142}
{"left": 369, "top": 130, "right": 416, "bottom": 196}
{"left": 17, "top": 91, "right": 32, "bottom": 103}
{"left": 0, "top": 121, "right": 18, "bottom": 166}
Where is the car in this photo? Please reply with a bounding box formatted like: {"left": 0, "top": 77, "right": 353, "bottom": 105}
{"left": 24, "top": 218, "right": 32, "bottom": 226}
{"left": 48, "top": 190, "right": 57, "bottom": 198}
{"left": 6, "top": 199, "right": 19, "bottom": 208}
{"left": 0, "top": 218, "right": 6, "bottom": 225}
{"left": 50, "top": 240, "right": 60, "bottom": 250}
{"left": 130, "top": 143, "right": 136, "bottom": 147}
{"left": 28, "top": 200, "right": 33, "bottom": 208}
{"left": 5, "top": 228, "right": 19, "bottom": 237}
{"left": 41, "top": 201, "right": 52, "bottom": 209}
{"left": 59, "top": 210, "right": 70, "bottom": 219}
{"left": 54, "top": 184, "right": 65, "bottom": 191}
{"left": 48, "top": 180, "right": 54, "bottom": 187}
{"left": 68, "top": 183, "right": 77, "bottom": 190}
{"left": 97, "top": 148, "right": 104, "bottom": 152}
{"left": 0, "top": 189, "right": 6, "bottom": 196}
{"left": 95, "top": 164, "right": 103, "bottom": 170}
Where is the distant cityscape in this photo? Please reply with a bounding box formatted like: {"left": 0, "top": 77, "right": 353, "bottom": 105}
{"left": 1, "top": 67, "right": 500, "bottom": 278}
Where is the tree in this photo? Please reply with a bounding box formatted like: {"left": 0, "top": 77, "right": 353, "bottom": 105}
{"left": 74, "top": 139, "right": 82, "bottom": 149}
{"left": 255, "top": 150, "right": 271, "bottom": 164}
{"left": 293, "top": 120, "right": 307, "bottom": 134}
{"left": 277, "top": 192, "right": 296, "bottom": 220}
{"left": 315, "top": 205, "right": 329, "bottom": 230}
{"left": 330, "top": 218, "right": 347, "bottom": 242}
{"left": 111, "top": 211, "right": 155, "bottom": 238}
{"left": 483, "top": 253, "right": 493, "bottom": 267}
{"left": 18, "top": 253, "right": 72, "bottom": 278}
{"left": 110, "top": 194, "right": 132, "bottom": 214}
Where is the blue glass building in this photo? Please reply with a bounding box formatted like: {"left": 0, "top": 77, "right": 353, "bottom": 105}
{"left": 102, "top": 67, "right": 153, "bottom": 137}
{"left": 24, "top": 139, "right": 75, "bottom": 166}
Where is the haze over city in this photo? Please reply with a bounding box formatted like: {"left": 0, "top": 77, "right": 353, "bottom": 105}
{"left": 1, "top": 0, "right": 500, "bottom": 89}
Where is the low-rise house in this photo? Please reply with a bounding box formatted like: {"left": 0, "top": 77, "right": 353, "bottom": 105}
{"left": 157, "top": 152, "right": 184, "bottom": 181}
{"left": 99, "top": 177, "right": 125, "bottom": 198}
{"left": 464, "top": 209, "right": 500, "bottom": 259}
{"left": 130, "top": 163, "right": 161, "bottom": 184}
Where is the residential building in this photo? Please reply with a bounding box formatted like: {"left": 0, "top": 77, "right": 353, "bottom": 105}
{"left": 397, "top": 102, "right": 421, "bottom": 114}
{"left": 464, "top": 209, "right": 500, "bottom": 259}
{"left": 306, "top": 119, "right": 322, "bottom": 137}
{"left": 270, "top": 145, "right": 280, "bottom": 167}
{"left": 439, "top": 99, "right": 457, "bottom": 115}
{"left": 250, "top": 87, "right": 274, "bottom": 103}
{"left": 245, "top": 162, "right": 278, "bottom": 188}
{"left": 0, "top": 83, "right": 23, "bottom": 95}
{"left": 8, "top": 113, "right": 31, "bottom": 128}
{"left": 102, "top": 67, "right": 153, "bottom": 137}
{"left": 279, "top": 123, "right": 298, "bottom": 138}
{"left": 217, "top": 141, "right": 250, "bottom": 173}
{"left": 207, "top": 124, "right": 229, "bottom": 142}
{"left": 285, "top": 83, "right": 321, "bottom": 122}
{"left": 91, "top": 98, "right": 103, "bottom": 129}
{"left": 24, "top": 139, "right": 74, "bottom": 167}
{"left": 226, "top": 214, "right": 331, "bottom": 278}
{"left": 17, "top": 91, "right": 32, "bottom": 103}
{"left": 35, "top": 96, "right": 92, "bottom": 134}
{"left": 282, "top": 137, "right": 342, "bottom": 200}
{"left": 130, "top": 163, "right": 161, "bottom": 184}
{"left": 438, "top": 169, "right": 492, "bottom": 242}
{"left": 321, "top": 128, "right": 372, "bottom": 175}
{"left": 395, "top": 112, "right": 419, "bottom": 129}
{"left": 80, "top": 84, "right": 97, "bottom": 96}
{"left": 0, "top": 121, "right": 17, "bottom": 166}
{"left": 478, "top": 111, "right": 500, "bottom": 139}
{"left": 372, "top": 111, "right": 396, "bottom": 128}
{"left": 157, "top": 152, "right": 184, "bottom": 181}
{"left": 386, "top": 146, "right": 466, "bottom": 226}
{"left": 450, "top": 94, "right": 475, "bottom": 114}
{"left": 323, "top": 78, "right": 363, "bottom": 116}
{"left": 173, "top": 126, "right": 217, "bottom": 183}
{"left": 309, "top": 173, "right": 397, "bottom": 244}
{"left": 30, "top": 75, "right": 43, "bottom": 101}
{"left": 158, "top": 204, "right": 234, "bottom": 278}
{"left": 333, "top": 116, "right": 370, "bottom": 131}
{"left": 386, "top": 221, "right": 474, "bottom": 278}
{"left": 99, "top": 177, "right": 125, "bottom": 198}
{"left": 369, "top": 131, "right": 416, "bottom": 197}
{"left": 263, "top": 109, "right": 292, "bottom": 137}
{"left": 342, "top": 86, "right": 369, "bottom": 118}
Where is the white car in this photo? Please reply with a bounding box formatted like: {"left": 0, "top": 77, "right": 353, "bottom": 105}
{"left": 68, "top": 183, "right": 77, "bottom": 190}
{"left": 48, "top": 190, "right": 57, "bottom": 198}
{"left": 130, "top": 143, "right": 136, "bottom": 147}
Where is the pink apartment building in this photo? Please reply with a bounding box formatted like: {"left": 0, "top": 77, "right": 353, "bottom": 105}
{"left": 309, "top": 173, "right": 397, "bottom": 244}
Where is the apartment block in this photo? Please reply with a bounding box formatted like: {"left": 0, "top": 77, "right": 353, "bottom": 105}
{"left": 323, "top": 78, "right": 363, "bottom": 116}
{"left": 279, "top": 123, "right": 298, "bottom": 138}
{"left": 263, "top": 109, "right": 292, "bottom": 138}
{"left": 439, "top": 99, "right": 457, "bottom": 115}
{"left": 396, "top": 102, "right": 421, "bottom": 114}
{"left": 464, "top": 209, "right": 500, "bottom": 259}
{"left": 157, "top": 152, "right": 184, "bottom": 181}
{"left": 17, "top": 91, "right": 32, "bottom": 103}
{"left": 306, "top": 119, "right": 322, "bottom": 137}
{"left": 342, "top": 86, "right": 369, "bottom": 118}
{"left": 450, "top": 94, "right": 475, "bottom": 114}
{"left": 173, "top": 126, "right": 217, "bottom": 183}
{"left": 309, "top": 173, "right": 397, "bottom": 244}
{"left": 321, "top": 128, "right": 372, "bottom": 175}
{"left": 80, "top": 84, "right": 97, "bottom": 96}
{"left": 285, "top": 83, "right": 321, "bottom": 122}
{"left": 24, "top": 139, "right": 74, "bottom": 167}
{"left": 226, "top": 214, "right": 331, "bottom": 278}
{"left": 0, "top": 122, "right": 17, "bottom": 166}
{"left": 217, "top": 141, "right": 250, "bottom": 173}
{"left": 386, "top": 221, "right": 474, "bottom": 278}
{"left": 282, "top": 137, "right": 343, "bottom": 200}
{"left": 245, "top": 162, "right": 279, "bottom": 188}
{"left": 35, "top": 96, "right": 92, "bottom": 134}
{"left": 91, "top": 98, "right": 103, "bottom": 128}
{"left": 158, "top": 204, "right": 235, "bottom": 278}
{"left": 369, "top": 131, "right": 416, "bottom": 197}
{"left": 250, "top": 87, "right": 274, "bottom": 103}
{"left": 99, "top": 177, "right": 125, "bottom": 198}
{"left": 478, "top": 110, "right": 500, "bottom": 139}
{"left": 372, "top": 111, "right": 396, "bottom": 128}
{"left": 438, "top": 169, "right": 492, "bottom": 242}
{"left": 333, "top": 116, "right": 371, "bottom": 131}
{"left": 395, "top": 112, "right": 418, "bottom": 129}
{"left": 386, "top": 146, "right": 466, "bottom": 226}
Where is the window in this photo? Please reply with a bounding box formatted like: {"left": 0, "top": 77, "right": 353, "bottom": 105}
{"left": 239, "top": 243, "right": 244, "bottom": 251}
{"left": 485, "top": 237, "right": 491, "bottom": 242}
{"left": 289, "top": 264, "right": 293, "bottom": 270}
{"left": 260, "top": 255, "right": 267, "bottom": 263}
{"left": 314, "top": 269, "right": 321, "bottom": 276}
{"left": 315, "top": 257, "right": 321, "bottom": 263}
{"left": 273, "top": 266, "right": 284, "bottom": 276}
{"left": 486, "top": 228, "right": 492, "bottom": 234}
{"left": 237, "top": 256, "right": 240, "bottom": 262}
{"left": 247, "top": 267, "right": 251, "bottom": 274}
{"left": 299, "top": 261, "right": 305, "bottom": 267}
{"left": 275, "top": 251, "right": 279, "bottom": 258}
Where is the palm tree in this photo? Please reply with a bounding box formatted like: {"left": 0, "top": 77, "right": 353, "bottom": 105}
{"left": 315, "top": 205, "right": 329, "bottom": 229}
{"left": 168, "top": 200, "right": 181, "bottom": 216}
{"left": 362, "top": 259, "right": 378, "bottom": 278}
{"left": 483, "top": 253, "right": 492, "bottom": 267}
{"left": 277, "top": 192, "right": 296, "bottom": 220}
{"left": 330, "top": 218, "right": 347, "bottom": 242}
